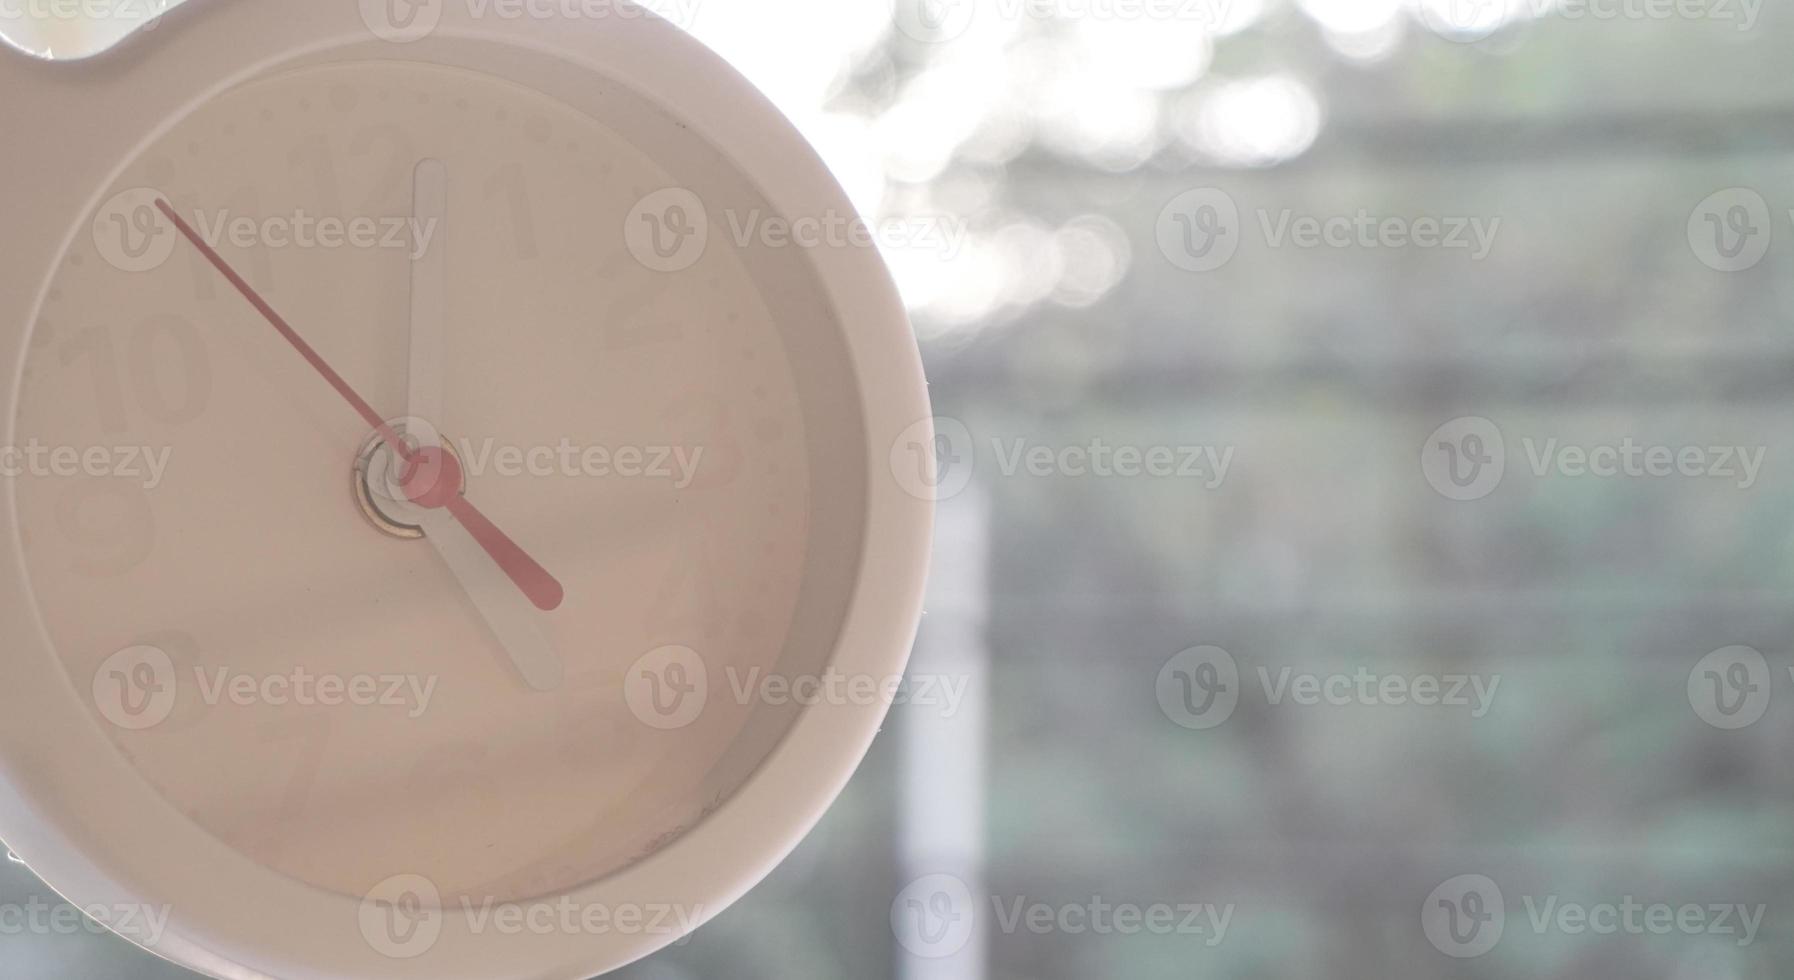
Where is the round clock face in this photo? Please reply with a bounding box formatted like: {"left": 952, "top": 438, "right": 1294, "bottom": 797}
{"left": 14, "top": 57, "right": 870, "bottom": 905}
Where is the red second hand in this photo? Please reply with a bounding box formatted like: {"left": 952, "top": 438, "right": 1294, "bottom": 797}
{"left": 155, "top": 199, "right": 565, "bottom": 612}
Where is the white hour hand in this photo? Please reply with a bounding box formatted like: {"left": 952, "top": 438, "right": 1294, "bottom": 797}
{"left": 415, "top": 507, "right": 565, "bottom": 692}
{"left": 403, "top": 158, "right": 563, "bottom": 692}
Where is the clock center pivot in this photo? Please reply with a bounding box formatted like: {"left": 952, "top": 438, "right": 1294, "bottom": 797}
{"left": 352, "top": 423, "right": 462, "bottom": 539}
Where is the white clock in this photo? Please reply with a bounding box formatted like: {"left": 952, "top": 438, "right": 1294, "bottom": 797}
{"left": 0, "top": 3, "right": 934, "bottom": 977}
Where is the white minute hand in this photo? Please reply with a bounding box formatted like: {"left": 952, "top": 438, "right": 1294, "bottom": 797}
{"left": 405, "top": 158, "right": 564, "bottom": 692}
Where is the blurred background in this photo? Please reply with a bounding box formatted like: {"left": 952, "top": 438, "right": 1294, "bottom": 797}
{"left": 9, "top": 0, "right": 1794, "bottom": 976}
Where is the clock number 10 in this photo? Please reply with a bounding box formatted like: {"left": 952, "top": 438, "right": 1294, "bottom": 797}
{"left": 61, "top": 316, "right": 212, "bottom": 433}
